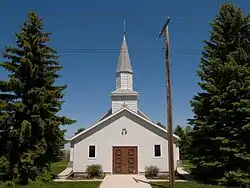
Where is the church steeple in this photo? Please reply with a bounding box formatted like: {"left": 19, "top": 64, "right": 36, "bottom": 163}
{"left": 116, "top": 21, "right": 133, "bottom": 74}
{"left": 110, "top": 23, "right": 139, "bottom": 113}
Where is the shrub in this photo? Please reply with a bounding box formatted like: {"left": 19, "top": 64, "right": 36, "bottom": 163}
{"left": 0, "top": 181, "right": 15, "bottom": 188}
{"left": 145, "top": 166, "right": 159, "bottom": 178}
{"left": 0, "top": 156, "right": 10, "bottom": 181}
{"left": 35, "top": 169, "right": 53, "bottom": 183}
{"left": 86, "top": 164, "right": 102, "bottom": 178}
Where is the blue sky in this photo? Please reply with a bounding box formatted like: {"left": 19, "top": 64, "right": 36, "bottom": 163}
{"left": 0, "top": 0, "right": 249, "bottom": 139}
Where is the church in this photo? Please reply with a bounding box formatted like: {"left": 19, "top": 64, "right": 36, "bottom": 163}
{"left": 68, "top": 32, "right": 180, "bottom": 176}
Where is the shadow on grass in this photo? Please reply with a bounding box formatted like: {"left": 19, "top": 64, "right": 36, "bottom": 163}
{"left": 178, "top": 172, "right": 195, "bottom": 181}
{"left": 149, "top": 182, "right": 168, "bottom": 188}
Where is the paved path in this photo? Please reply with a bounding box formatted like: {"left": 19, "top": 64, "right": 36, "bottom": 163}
{"left": 99, "top": 175, "right": 151, "bottom": 188}
{"left": 57, "top": 167, "right": 73, "bottom": 179}
{"left": 177, "top": 167, "right": 194, "bottom": 181}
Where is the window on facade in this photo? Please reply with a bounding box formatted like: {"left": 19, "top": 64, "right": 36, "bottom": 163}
{"left": 89, "top": 145, "right": 96, "bottom": 158}
{"left": 154, "top": 145, "right": 161, "bottom": 157}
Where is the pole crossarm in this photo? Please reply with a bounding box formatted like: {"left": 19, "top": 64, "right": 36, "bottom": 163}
{"left": 158, "top": 17, "right": 170, "bottom": 38}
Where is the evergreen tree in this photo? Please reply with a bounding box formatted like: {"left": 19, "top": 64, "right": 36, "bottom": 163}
{"left": 174, "top": 125, "right": 184, "bottom": 138}
{"left": 0, "top": 97, "right": 12, "bottom": 181}
{"left": 74, "top": 127, "right": 85, "bottom": 135}
{"left": 0, "top": 12, "right": 75, "bottom": 184}
{"left": 156, "top": 122, "right": 165, "bottom": 129}
{"left": 189, "top": 4, "right": 250, "bottom": 187}
{"left": 174, "top": 125, "right": 193, "bottom": 160}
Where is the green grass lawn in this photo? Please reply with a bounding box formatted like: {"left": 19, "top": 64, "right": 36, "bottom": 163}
{"left": 13, "top": 160, "right": 221, "bottom": 188}
{"left": 182, "top": 160, "right": 194, "bottom": 173}
{"left": 151, "top": 182, "right": 222, "bottom": 188}
{"left": 50, "top": 161, "right": 67, "bottom": 175}
{"left": 15, "top": 182, "right": 101, "bottom": 188}
{"left": 15, "top": 181, "right": 221, "bottom": 188}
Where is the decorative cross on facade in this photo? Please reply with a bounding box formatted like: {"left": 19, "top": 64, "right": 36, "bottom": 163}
{"left": 122, "top": 102, "right": 128, "bottom": 108}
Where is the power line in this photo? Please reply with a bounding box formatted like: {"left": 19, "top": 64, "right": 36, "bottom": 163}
{"left": 53, "top": 32, "right": 249, "bottom": 55}
{"left": 55, "top": 44, "right": 249, "bottom": 56}
{"left": 56, "top": 48, "right": 199, "bottom": 52}
{"left": 55, "top": 48, "right": 202, "bottom": 56}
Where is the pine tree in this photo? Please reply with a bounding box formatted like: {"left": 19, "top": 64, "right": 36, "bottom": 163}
{"left": 74, "top": 127, "right": 86, "bottom": 135}
{"left": 156, "top": 122, "right": 165, "bottom": 129}
{"left": 0, "top": 12, "right": 75, "bottom": 184}
{"left": 0, "top": 98, "right": 11, "bottom": 180}
{"left": 174, "top": 125, "right": 184, "bottom": 138}
{"left": 174, "top": 125, "right": 193, "bottom": 160}
{"left": 189, "top": 4, "right": 250, "bottom": 187}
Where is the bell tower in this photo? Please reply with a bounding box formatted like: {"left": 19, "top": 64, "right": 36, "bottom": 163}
{"left": 110, "top": 22, "right": 139, "bottom": 113}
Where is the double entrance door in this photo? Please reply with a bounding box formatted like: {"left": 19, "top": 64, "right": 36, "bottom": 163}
{"left": 112, "top": 146, "right": 138, "bottom": 174}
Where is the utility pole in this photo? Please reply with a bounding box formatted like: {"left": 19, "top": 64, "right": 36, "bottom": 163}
{"left": 158, "top": 17, "right": 175, "bottom": 188}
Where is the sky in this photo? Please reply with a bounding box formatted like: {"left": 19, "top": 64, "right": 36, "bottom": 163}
{"left": 0, "top": 0, "right": 249, "bottom": 140}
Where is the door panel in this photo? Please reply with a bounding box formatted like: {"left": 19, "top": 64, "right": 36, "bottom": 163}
{"left": 113, "top": 146, "right": 138, "bottom": 174}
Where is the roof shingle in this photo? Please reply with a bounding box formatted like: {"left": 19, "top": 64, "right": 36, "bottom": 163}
{"left": 116, "top": 35, "right": 133, "bottom": 73}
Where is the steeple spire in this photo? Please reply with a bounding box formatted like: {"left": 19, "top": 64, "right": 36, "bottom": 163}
{"left": 111, "top": 23, "right": 139, "bottom": 113}
{"left": 116, "top": 21, "right": 133, "bottom": 73}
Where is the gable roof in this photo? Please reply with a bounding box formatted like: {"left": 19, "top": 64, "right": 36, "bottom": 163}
{"left": 70, "top": 107, "right": 180, "bottom": 142}
{"left": 97, "top": 108, "right": 112, "bottom": 122}
{"left": 137, "top": 109, "right": 150, "bottom": 120}
{"left": 96, "top": 108, "right": 150, "bottom": 123}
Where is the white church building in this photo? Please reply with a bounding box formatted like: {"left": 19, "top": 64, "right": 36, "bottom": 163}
{"left": 68, "top": 33, "right": 180, "bottom": 176}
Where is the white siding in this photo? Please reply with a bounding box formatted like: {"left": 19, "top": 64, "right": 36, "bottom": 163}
{"left": 112, "top": 99, "right": 137, "bottom": 113}
{"left": 175, "top": 145, "right": 180, "bottom": 162}
{"left": 70, "top": 143, "right": 74, "bottom": 162}
{"left": 73, "top": 115, "right": 179, "bottom": 173}
{"left": 116, "top": 75, "right": 121, "bottom": 90}
{"left": 70, "top": 148, "right": 74, "bottom": 161}
{"left": 120, "top": 73, "right": 133, "bottom": 90}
